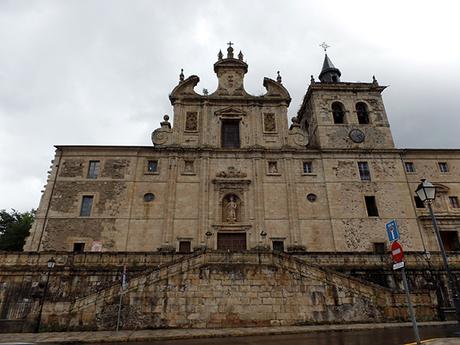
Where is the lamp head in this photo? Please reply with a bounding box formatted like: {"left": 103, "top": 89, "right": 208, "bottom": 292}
{"left": 47, "top": 257, "right": 56, "bottom": 269}
{"left": 415, "top": 179, "right": 436, "bottom": 203}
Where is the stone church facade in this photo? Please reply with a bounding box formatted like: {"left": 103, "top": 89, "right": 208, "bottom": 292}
{"left": 1, "top": 44, "right": 459, "bottom": 332}
{"left": 25, "top": 45, "right": 460, "bottom": 257}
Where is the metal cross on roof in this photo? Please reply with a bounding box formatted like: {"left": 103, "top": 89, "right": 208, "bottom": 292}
{"left": 320, "top": 42, "right": 330, "bottom": 52}
{"left": 227, "top": 41, "right": 234, "bottom": 48}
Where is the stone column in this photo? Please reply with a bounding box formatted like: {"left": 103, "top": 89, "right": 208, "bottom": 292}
{"left": 161, "top": 155, "right": 178, "bottom": 251}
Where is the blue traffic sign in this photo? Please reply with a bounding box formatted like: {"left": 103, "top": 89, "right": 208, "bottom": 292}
{"left": 386, "top": 220, "right": 400, "bottom": 242}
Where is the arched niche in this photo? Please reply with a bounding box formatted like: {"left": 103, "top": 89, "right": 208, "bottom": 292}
{"left": 222, "top": 193, "right": 242, "bottom": 223}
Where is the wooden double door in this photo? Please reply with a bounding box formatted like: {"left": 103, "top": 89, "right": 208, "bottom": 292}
{"left": 217, "top": 233, "right": 246, "bottom": 251}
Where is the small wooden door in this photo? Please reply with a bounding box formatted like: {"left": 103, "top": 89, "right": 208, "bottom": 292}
{"left": 441, "top": 231, "right": 460, "bottom": 251}
{"left": 217, "top": 233, "right": 246, "bottom": 251}
{"left": 178, "top": 241, "right": 191, "bottom": 253}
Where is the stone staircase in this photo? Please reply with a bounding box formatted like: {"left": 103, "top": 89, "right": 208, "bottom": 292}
{"left": 53, "top": 251, "right": 436, "bottom": 330}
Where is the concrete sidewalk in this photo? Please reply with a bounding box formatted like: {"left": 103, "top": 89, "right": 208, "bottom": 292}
{"left": 411, "top": 339, "right": 460, "bottom": 345}
{"left": 0, "top": 321, "right": 458, "bottom": 344}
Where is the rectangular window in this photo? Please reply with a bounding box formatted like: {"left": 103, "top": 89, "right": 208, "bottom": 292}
{"left": 439, "top": 162, "right": 449, "bottom": 173}
{"left": 414, "top": 196, "right": 425, "bottom": 208}
{"left": 73, "top": 242, "right": 85, "bottom": 253}
{"left": 80, "top": 196, "right": 94, "bottom": 217}
{"left": 449, "top": 196, "right": 459, "bottom": 209}
{"left": 358, "top": 161, "right": 371, "bottom": 181}
{"left": 272, "top": 240, "right": 284, "bottom": 252}
{"left": 147, "top": 160, "right": 158, "bottom": 173}
{"left": 365, "top": 196, "right": 379, "bottom": 216}
{"left": 404, "top": 162, "right": 415, "bottom": 173}
{"left": 373, "top": 242, "right": 386, "bottom": 254}
{"left": 303, "top": 161, "right": 313, "bottom": 174}
{"left": 87, "top": 160, "right": 100, "bottom": 179}
{"left": 178, "top": 241, "right": 191, "bottom": 253}
{"left": 221, "top": 120, "right": 240, "bottom": 148}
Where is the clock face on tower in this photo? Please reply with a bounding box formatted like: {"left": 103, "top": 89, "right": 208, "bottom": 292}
{"left": 349, "top": 129, "right": 365, "bottom": 143}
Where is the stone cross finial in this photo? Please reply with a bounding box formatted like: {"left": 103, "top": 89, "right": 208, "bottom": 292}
{"left": 320, "top": 42, "right": 330, "bottom": 52}
{"left": 276, "top": 71, "right": 282, "bottom": 83}
{"left": 179, "top": 68, "right": 184, "bottom": 82}
{"left": 372, "top": 75, "right": 379, "bottom": 85}
{"left": 227, "top": 41, "right": 234, "bottom": 58}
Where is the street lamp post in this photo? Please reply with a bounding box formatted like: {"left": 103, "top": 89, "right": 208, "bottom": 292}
{"left": 205, "top": 231, "right": 213, "bottom": 252}
{"left": 35, "top": 257, "right": 56, "bottom": 333}
{"left": 415, "top": 179, "right": 460, "bottom": 322}
{"left": 260, "top": 230, "right": 267, "bottom": 248}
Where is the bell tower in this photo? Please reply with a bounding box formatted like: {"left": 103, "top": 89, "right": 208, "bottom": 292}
{"left": 297, "top": 50, "right": 395, "bottom": 150}
{"left": 213, "top": 42, "right": 249, "bottom": 97}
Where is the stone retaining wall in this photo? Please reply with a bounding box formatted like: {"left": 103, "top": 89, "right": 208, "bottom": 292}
{"left": 0, "top": 251, "right": 447, "bottom": 331}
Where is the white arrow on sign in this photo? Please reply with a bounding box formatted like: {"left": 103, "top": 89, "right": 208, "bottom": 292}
{"left": 393, "top": 261, "right": 405, "bottom": 270}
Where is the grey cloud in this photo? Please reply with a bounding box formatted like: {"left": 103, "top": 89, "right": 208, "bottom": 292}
{"left": 0, "top": 0, "right": 459, "bottom": 211}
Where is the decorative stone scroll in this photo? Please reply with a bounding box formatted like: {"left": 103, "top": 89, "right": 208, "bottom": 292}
{"left": 151, "top": 115, "right": 172, "bottom": 147}
{"left": 216, "top": 166, "right": 247, "bottom": 178}
{"left": 287, "top": 117, "right": 308, "bottom": 147}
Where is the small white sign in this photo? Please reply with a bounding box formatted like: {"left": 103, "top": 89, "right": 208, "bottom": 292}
{"left": 91, "top": 240, "right": 103, "bottom": 252}
{"left": 393, "top": 261, "right": 405, "bottom": 270}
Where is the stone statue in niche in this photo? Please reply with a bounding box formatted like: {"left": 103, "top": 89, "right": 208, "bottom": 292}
{"left": 223, "top": 194, "right": 240, "bottom": 223}
{"left": 268, "top": 162, "right": 278, "bottom": 174}
{"left": 184, "top": 160, "right": 194, "bottom": 173}
{"left": 185, "top": 112, "right": 198, "bottom": 131}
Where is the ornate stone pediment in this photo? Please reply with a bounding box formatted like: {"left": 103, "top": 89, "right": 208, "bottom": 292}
{"left": 262, "top": 77, "right": 291, "bottom": 103}
{"left": 216, "top": 166, "right": 247, "bottom": 178}
{"left": 215, "top": 107, "right": 246, "bottom": 118}
{"left": 433, "top": 183, "right": 449, "bottom": 194}
{"left": 169, "top": 75, "right": 200, "bottom": 104}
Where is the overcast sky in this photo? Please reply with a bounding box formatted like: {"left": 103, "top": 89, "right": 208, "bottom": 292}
{"left": 1, "top": 0, "right": 459, "bottom": 212}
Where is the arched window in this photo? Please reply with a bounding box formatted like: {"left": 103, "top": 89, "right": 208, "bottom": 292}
{"left": 331, "top": 102, "right": 345, "bottom": 124}
{"left": 356, "top": 102, "right": 369, "bottom": 124}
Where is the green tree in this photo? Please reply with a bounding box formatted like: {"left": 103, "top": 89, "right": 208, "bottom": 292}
{"left": 0, "top": 209, "right": 35, "bottom": 251}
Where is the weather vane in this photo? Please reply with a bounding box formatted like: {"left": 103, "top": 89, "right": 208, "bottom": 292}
{"left": 320, "top": 42, "right": 330, "bottom": 52}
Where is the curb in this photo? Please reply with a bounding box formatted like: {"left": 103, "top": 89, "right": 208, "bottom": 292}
{"left": 0, "top": 321, "right": 457, "bottom": 343}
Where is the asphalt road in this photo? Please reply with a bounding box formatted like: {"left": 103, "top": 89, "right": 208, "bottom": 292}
{"left": 1, "top": 325, "right": 459, "bottom": 345}
{"left": 98, "top": 324, "right": 460, "bottom": 345}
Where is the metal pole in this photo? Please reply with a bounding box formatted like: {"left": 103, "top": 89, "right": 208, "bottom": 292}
{"left": 116, "top": 291, "right": 123, "bottom": 332}
{"left": 401, "top": 267, "right": 421, "bottom": 345}
{"left": 35, "top": 268, "right": 51, "bottom": 333}
{"left": 116, "top": 265, "right": 126, "bottom": 332}
{"left": 427, "top": 202, "right": 460, "bottom": 322}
